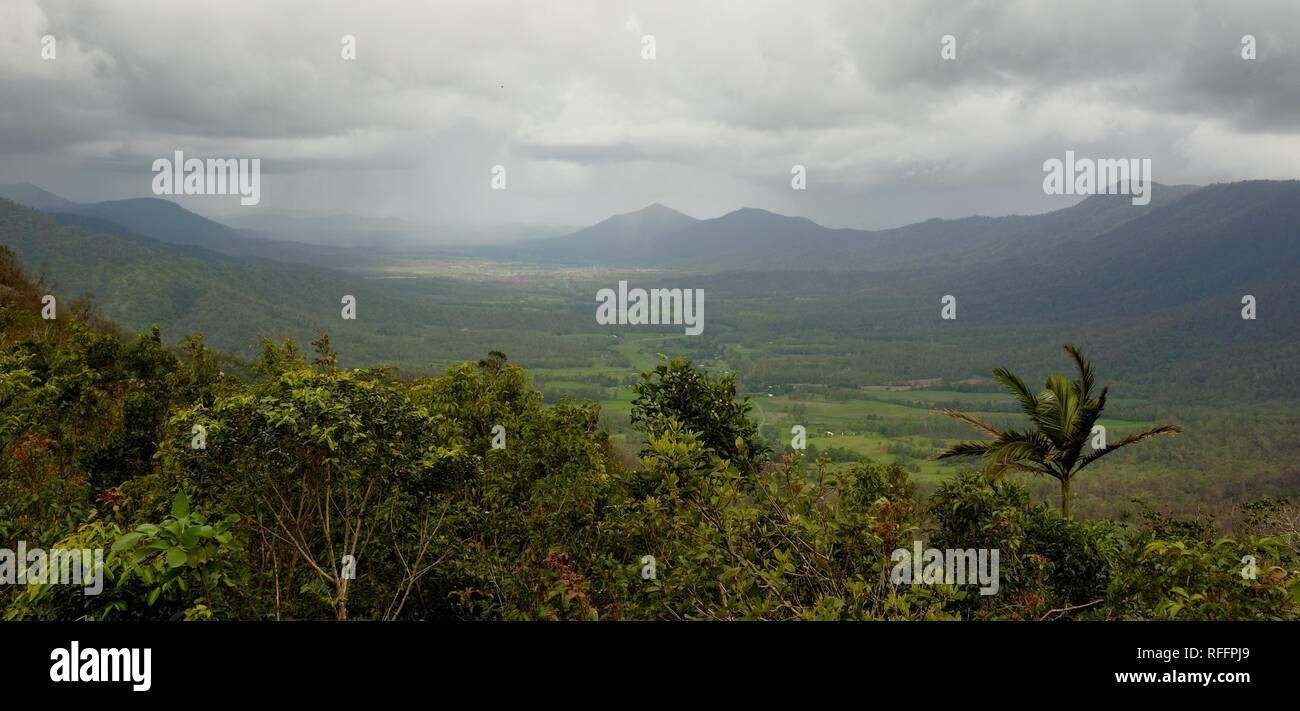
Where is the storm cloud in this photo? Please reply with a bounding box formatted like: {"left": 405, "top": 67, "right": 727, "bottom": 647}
{"left": 2, "top": 0, "right": 1298, "bottom": 231}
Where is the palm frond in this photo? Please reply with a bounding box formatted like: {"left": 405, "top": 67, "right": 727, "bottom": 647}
{"left": 1037, "top": 374, "right": 1080, "bottom": 446}
{"left": 940, "top": 409, "right": 1003, "bottom": 437}
{"left": 1078, "top": 424, "right": 1183, "bottom": 468}
{"left": 983, "top": 460, "right": 1058, "bottom": 481}
{"left": 992, "top": 367, "right": 1038, "bottom": 419}
{"left": 1064, "top": 343, "right": 1095, "bottom": 400}
{"left": 988, "top": 429, "right": 1053, "bottom": 466}
{"left": 933, "top": 440, "right": 993, "bottom": 460}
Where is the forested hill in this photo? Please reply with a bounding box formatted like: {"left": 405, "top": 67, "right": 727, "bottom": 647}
{"left": 0, "top": 183, "right": 363, "bottom": 266}
{"left": 505, "top": 182, "right": 1206, "bottom": 270}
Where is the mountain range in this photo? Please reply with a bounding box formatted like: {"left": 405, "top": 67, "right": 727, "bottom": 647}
{"left": 505, "top": 183, "right": 1206, "bottom": 272}
{"left": 0, "top": 180, "right": 1213, "bottom": 274}
{"left": 0, "top": 183, "right": 571, "bottom": 260}
{"left": 2, "top": 179, "right": 1298, "bottom": 389}
{"left": 5, "top": 179, "right": 1266, "bottom": 279}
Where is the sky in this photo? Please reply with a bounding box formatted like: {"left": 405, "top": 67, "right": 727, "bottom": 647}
{"left": 2, "top": 0, "right": 1299, "bottom": 232}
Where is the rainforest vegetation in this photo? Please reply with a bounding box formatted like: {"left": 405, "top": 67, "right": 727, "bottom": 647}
{"left": 3, "top": 246, "right": 1298, "bottom": 621}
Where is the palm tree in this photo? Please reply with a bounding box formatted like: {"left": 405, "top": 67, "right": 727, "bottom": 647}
{"left": 933, "top": 344, "right": 1181, "bottom": 519}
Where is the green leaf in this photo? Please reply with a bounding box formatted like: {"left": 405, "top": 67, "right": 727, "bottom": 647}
{"left": 166, "top": 548, "right": 188, "bottom": 568}
{"left": 171, "top": 492, "right": 190, "bottom": 519}
{"left": 146, "top": 588, "right": 161, "bottom": 606}
{"left": 111, "top": 532, "right": 144, "bottom": 552}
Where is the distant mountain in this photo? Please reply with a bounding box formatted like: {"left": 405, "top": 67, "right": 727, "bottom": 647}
{"left": 0, "top": 183, "right": 573, "bottom": 255}
{"left": 54, "top": 197, "right": 368, "bottom": 266}
{"left": 62, "top": 198, "right": 293, "bottom": 258}
{"left": 797, "top": 183, "right": 1203, "bottom": 271}
{"left": 0, "top": 184, "right": 372, "bottom": 266}
{"left": 915, "top": 180, "right": 1300, "bottom": 402}
{"left": 0, "top": 195, "right": 622, "bottom": 376}
{"left": 0, "top": 196, "right": 436, "bottom": 360}
{"left": 509, "top": 202, "right": 698, "bottom": 262}
{"left": 519, "top": 185, "right": 1201, "bottom": 271}
{"left": 0, "top": 182, "right": 80, "bottom": 212}
{"left": 961, "top": 179, "right": 1300, "bottom": 317}
{"left": 650, "top": 206, "right": 852, "bottom": 268}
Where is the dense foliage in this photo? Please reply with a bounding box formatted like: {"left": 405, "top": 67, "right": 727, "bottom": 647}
{"left": 2, "top": 247, "right": 1298, "bottom": 620}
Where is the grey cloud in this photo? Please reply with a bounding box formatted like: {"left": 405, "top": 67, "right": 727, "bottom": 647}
{"left": 2, "top": 0, "right": 1298, "bottom": 230}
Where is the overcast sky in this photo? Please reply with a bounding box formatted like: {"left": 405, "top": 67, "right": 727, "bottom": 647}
{"left": 2, "top": 0, "right": 1299, "bottom": 232}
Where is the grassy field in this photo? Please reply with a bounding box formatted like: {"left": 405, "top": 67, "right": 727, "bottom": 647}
{"left": 521, "top": 324, "right": 1166, "bottom": 487}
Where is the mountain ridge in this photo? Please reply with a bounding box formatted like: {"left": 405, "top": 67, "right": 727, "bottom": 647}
{"left": 510, "top": 182, "right": 1205, "bottom": 271}
{"left": 3, "top": 181, "right": 1206, "bottom": 273}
